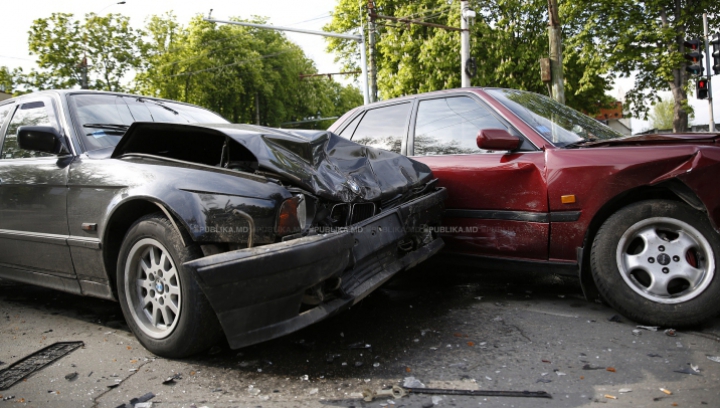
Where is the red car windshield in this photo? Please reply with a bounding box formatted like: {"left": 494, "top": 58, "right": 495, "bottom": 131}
{"left": 487, "top": 89, "right": 624, "bottom": 147}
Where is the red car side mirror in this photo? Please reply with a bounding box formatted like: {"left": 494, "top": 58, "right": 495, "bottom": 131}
{"left": 476, "top": 129, "right": 522, "bottom": 151}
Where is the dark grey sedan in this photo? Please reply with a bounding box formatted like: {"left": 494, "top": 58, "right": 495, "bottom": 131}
{"left": 0, "top": 91, "right": 446, "bottom": 357}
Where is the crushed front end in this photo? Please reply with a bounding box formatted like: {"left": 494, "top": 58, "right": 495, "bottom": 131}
{"left": 184, "top": 180, "right": 446, "bottom": 349}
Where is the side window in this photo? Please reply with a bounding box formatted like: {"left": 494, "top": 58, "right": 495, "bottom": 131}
{"left": 349, "top": 103, "right": 411, "bottom": 154}
{"left": 338, "top": 112, "right": 363, "bottom": 138}
{"left": 0, "top": 103, "right": 14, "bottom": 130}
{"left": 413, "top": 96, "right": 509, "bottom": 156}
{"left": 1, "top": 101, "right": 56, "bottom": 159}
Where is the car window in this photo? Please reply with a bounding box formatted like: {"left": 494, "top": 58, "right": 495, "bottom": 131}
{"left": 413, "top": 96, "right": 510, "bottom": 156}
{"left": 349, "top": 103, "right": 411, "bottom": 154}
{"left": 1, "top": 101, "right": 56, "bottom": 159}
{"left": 338, "top": 111, "right": 363, "bottom": 138}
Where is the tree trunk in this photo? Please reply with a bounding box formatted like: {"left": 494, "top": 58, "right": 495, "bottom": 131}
{"left": 668, "top": 0, "right": 689, "bottom": 133}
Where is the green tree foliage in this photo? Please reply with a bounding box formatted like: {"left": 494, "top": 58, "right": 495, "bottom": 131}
{"left": 324, "top": 0, "right": 613, "bottom": 113}
{"left": 135, "top": 15, "right": 362, "bottom": 127}
{"left": 650, "top": 98, "right": 675, "bottom": 131}
{"left": 25, "top": 12, "right": 146, "bottom": 91}
{"left": 566, "top": 0, "right": 720, "bottom": 132}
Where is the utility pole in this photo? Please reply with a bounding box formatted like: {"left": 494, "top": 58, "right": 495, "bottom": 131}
{"left": 547, "top": 0, "right": 565, "bottom": 104}
{"left": 460, "top": 1, "right": 471, "bottom": 87}
{"left": 703, "top": 13, "right": 715, "bottom": 132}
{"left": 367, "top": 1, "right": 377, "bottom": 102}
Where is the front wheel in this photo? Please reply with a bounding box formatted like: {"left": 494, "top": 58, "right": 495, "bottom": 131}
{"left": 117, "top": 214, "right": 222, "bottom": 358}
{"left": 590, "top": 200, "right": 720, "bottom": 327}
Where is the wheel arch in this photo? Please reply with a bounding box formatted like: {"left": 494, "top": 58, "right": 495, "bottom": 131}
{"left": 102, "top": 198, "right": 190, "bottom": 297}
{"left": 578, "top": 179, "right": 707, "bottom": 301}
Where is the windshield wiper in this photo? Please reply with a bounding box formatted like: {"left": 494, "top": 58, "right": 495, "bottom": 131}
{"left": 83, "top": 123, "right": 130, "bottom": 130}
{"left": 136, "top": 97, "right": 179, "bottom": 115}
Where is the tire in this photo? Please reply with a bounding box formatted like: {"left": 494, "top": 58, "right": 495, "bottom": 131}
{"left": 590, "top": 199, "right": 720, "bottom": 327}
{"left": 117, "top": 213, "right": 222, "bottom": 358}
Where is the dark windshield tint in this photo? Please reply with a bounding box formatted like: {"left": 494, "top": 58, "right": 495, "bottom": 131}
{"left": 486, "top": 89, "right": 623, "bottom": 147}
{"left": 68, "top": 94, "right": 229, "bottom": 151}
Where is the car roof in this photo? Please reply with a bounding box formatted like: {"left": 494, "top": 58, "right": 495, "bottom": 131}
{"left": 1, "top": 89, "right": 204, "bottom": 110}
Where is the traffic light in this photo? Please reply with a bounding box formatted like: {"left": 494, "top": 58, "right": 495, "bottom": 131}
{"left": 684, "top": 38, "right": 704, "bottom": 76}
{"left": 711, "top": 33, "right": 720, "bottom": 75}
{"left": 697, "top": 77, "right": 709, "bottom": 99}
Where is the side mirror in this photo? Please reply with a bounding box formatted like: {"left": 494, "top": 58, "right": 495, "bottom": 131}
{"left": 476, "top": 128, "right": 522, "bottom": 151}
{"left": 17, "top": 126, "right": 68, "bottom": 155}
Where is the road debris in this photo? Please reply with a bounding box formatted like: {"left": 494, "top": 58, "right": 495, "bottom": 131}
{"left": 673, "top": 367, "right": 702, "bottom": 376}
{"left": 660, "top": 388, "right": 672, "bottom": 395}
{"left": 116, "top": 392, "right": 155, "bottom": 408}
{"left": 665, "top": 329, "right": 677, "bottom": 337}
{"left": 632, "top": 329, "right": 641, "bottom": 336}
{"left": 619, "top": 388, "right": 632, "bottom": 393}
{"left": 362, "top": 385, "right": 552, "bottom": 401}
{"left": 636, "top": 325, "right": 658, "bottom": 331}
{"left": 707, "top": 356, "right": 720, "bottom": 363}
{"left": 607, "top": 315, "right": 622, "bottom": 323}
{"left": 0, "top": 341, "right": 84, "bottom": 390}
{"left": 605, "top": 394, "right": 617, "bottom": 399}
{"left": 536, "top": 379, "right": 552, "bottom": 383}
{"left": 582, "top": 364, "right": 605, "bottom": 370}
{"left": 648, "top": 354, "right": 662, "bottom": 358}
{"left": 162, "top": 373, "right": 182, "bottom": 385}
{"left": 348, "top": 342, "right": 372, "bottom": 350}
{"left": 403, "top": 377, "right": 426, "bottom": 388}
{"left": 64, "top": 372, "right": 78, "bottom": 381}
{"left": 606, "top": 367, "right": 616, "bottom": 372}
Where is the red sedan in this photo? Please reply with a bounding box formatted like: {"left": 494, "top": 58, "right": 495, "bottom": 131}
{"left": 329, "top": 87, "right": 720, "bottom": 327}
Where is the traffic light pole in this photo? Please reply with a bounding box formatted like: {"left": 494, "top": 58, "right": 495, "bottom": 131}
{"left": 703, "top": 13, "right": 715, "bottom": 132}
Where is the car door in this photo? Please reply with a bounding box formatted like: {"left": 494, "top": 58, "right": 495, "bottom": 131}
{"left": 0, "top": 97, "right": 76, "bottom": 285}
{"left": 408, "top": 94, "right": 550, "bottom": 260}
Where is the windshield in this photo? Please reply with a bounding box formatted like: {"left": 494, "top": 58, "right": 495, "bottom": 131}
{"left": 68, "top": 93, "right": 229, "bottom": 151}
{"left": 486, "top": 89, "right": 623, "bottom": 147}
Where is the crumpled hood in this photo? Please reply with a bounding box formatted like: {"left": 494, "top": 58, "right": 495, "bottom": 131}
{"left": 112, "top": 122, "right": 433, "bottom": 203}
{"left": 585, "top": 132, "right": 720, "bottom": 148}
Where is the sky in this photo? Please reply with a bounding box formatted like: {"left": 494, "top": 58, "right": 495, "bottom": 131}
{"left": 1, "top": 1, "right": 718, "bottom": 133}
{"left": 0, "top": 0, "right": 347, "bottom": 80}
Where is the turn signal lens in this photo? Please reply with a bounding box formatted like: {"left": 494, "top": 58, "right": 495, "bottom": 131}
{"left": 276, "top": 195, "right": 306, "bottom": 236}
{"left": 561, "top": 195, "right": 576, "bottom": 204}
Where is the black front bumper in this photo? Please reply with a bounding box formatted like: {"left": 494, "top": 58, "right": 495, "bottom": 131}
{"left": 184, "top": 187, "right": 447, "bottom": 349}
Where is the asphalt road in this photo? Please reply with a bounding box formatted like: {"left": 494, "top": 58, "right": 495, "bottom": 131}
{"left": 1, "top": 264, "right": 719, "bottom": 408}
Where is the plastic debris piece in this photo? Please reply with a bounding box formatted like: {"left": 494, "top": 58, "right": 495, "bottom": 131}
{"left": 707, "top": 356, "right": 720, "bottom": 363}
{"left": 135, "top": 403, "right": 153, "bottom": 408}
{"left": 648, "top": 353, "right": 662, "bottom": 358}
{"left": 348, "top": 342, "right": 371, "bottom": 350}
{"left": 0, "top": 341, "right": 84, "bottom": 391}
{"left": 636, "top": 325, "right": 658, "bottom": 331}
{"left": 632, "top": 330, "right": 641, "bottom": 336}
{"left": 673, "top": 367, "right": 702, "bottom": 376}
{"left": 541, "top": 359, "right": 551, "bottom": 363}
{"left": 432, "top": 396, "right": 443, "bottom": 405}
{"left": 555, "top": 371, "right": 566, "bottom": 376}
{"left": 326, "top": 354, "right": 341, "bottom": 363}
{"left": 665, "top": 329, "right": 677, "bottom": 337}
{"left": 619, "top": 388, "right": 632, "bottom": 393}
{"left": 604, "top": 394, "right": 617, "bottom": 399}
{"left": 373, "top": 362, "right": 380, "bottom": 368}
{"left": 403, "top": 377, "right": 426, "bottom": 388}
{"left": 64, "top": 372, "right": 78, "bottom": 381}
{"left": 474, "top": 296, "right": 483, "bottom": 300}
{"left": 163, "top": 373, "right": 182, "bottom": 385}
{"left": 308, "top": 388, "right": 318, "bottom": 395}
{"left": 300, "top": 375, "right": 309, "bottom": 381}
{"left": 691, "top": 364, "right": 699, "bottom": 372}
{"left": 536, "top": 379, "right": 552, "bottom": 383}
{"left": 583, "top": 364, "right": 605, "bottom": 370}
{"left": 606, "top": 367, "right": 616, "bottom": 372}
{"left": 660, "top": 388, "right": 672, "bottom": 395}
{"left": 607, "top": 315, "right": 622, "bottom": 323}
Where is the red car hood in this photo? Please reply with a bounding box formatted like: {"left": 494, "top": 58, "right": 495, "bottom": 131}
{"left": 585, "top": 133, "right": 720, "bottom": 147}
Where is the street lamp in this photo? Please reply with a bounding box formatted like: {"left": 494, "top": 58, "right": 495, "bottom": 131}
{"left": 80, "top": 1, "right": 127, "bottom": 89}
